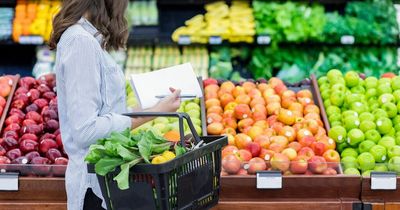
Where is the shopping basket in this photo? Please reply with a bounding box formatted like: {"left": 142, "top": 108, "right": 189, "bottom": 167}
{"left": 88, "top": 112, "right": 227, "bottom": 210}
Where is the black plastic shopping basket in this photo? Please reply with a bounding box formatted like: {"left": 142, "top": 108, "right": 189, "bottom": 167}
{"left": 88, "top": 112, "right": 227, "bottom": 210}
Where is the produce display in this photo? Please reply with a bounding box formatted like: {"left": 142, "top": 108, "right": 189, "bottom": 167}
{"left": 0, "top": 74, "right": 68, "bottom": 176}
{"left": 203, "top": 77, "right": 339, "bottom": 175}
{"left": 127, "top": 0, "right": 158, "bottom": 27}
{"left": 209, "top": 46, "right": 250, "bottom": 81}
{"left": 253, "top": 0, "right": 398, "bottom": 45}
{"left": 172, "top": 1, "right": 255, "bottom": 44}
{"left": 250, "top": 46, "right": 398, "bottom": 83}
{"left": 125, "top": 46, "right": 208, "bottom": 78}
{"left": 12, "top": 0, "right": 61, "bottom": 43}
{"left": 86, "top": 128, "right": 187, "bottom": 190}
{"left": 0, "top": 8, "right": 14, "bottom": 41}
{"left": 320, "top": 69, "right": 400, "bottom": 175}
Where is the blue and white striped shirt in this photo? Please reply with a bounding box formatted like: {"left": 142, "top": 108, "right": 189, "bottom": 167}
{"left": 55, "top": 17, "right": 131, "bottom": 210}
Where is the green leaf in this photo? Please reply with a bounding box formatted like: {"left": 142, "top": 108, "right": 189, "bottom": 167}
{"left": 138, "top": 136, "right": 152, "bottom": 163}
{"left": 113, "top": 158, "right": 142, "bottom": 190}
{"left": 95, "top": 157, "right": 124, "bottom": 176}
{"left": 175, "top": 145, "right": 186, "bottom": 157}
{"left": 116, "top": 144, "right": 139, "bottom": 161}
{"left": 110, "top": 131, "right": 131, "bottom": 147}
{"left": 152, "top": 142, "right": 172, "bottom": 154}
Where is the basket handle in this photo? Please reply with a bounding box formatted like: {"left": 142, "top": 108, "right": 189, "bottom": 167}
{"left": 122, "top": 112, "right": 201, "bottom": 146}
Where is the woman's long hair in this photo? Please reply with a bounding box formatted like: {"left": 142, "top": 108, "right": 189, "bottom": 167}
{"left": 49, "top": 0, "right": 129, "bottom": 51}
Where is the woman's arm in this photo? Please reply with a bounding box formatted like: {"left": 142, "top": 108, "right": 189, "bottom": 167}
{"left": 63, "top": 35, "right": 132, "bottom": 149}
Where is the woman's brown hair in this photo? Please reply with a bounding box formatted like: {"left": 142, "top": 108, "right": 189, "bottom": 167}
{"left": 49, "top": 0, "right": 129, "bottom": 51}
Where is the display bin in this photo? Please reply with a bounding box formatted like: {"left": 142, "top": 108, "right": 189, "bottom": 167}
{"left": 206, "top": 77, "right": 363, "bottom": 209}
{"left": 361, "top": 173, "right": 400, "bottom": 209}
{"left": 88, "top": 112, "right": 227, "bottom": 210}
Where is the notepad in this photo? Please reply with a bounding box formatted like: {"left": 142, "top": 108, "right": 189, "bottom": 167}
{"left": 130, "top": 63, "right": 203, "bottom": 109}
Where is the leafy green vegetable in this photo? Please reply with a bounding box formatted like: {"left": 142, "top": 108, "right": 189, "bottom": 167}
{"left": 95, "top": 157, "right": 125, "bottom": 176}
{"left": 138, "top": 136, "right": 152, "bottom": 163}
{"left": 175, "top": 145, "right": 186, "bottom": 157}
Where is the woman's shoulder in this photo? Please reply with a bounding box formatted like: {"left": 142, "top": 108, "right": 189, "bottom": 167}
{"left": 58, "top": 24, "right": 99, "bottom": 50}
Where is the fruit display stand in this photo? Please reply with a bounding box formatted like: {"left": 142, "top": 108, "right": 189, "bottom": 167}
{"left": 361, "top": 175, "right": 400, "bottom": 210}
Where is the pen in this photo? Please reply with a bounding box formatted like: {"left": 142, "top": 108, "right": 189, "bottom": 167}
{"left": 155, "top": 94, "right": 197, "bottom": 99}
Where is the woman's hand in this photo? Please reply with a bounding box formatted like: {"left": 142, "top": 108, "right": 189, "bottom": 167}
{"left": 155, "top": 88, "right": 181, "bottom": 112}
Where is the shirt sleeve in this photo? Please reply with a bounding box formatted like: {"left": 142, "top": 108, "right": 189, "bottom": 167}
{"left": 62, "top": 35, "right": 131, "bottom": 149}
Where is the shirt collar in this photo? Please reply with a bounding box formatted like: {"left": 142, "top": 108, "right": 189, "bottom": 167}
{"left": 77, "top": 17, "right": 103, "bottom": 44}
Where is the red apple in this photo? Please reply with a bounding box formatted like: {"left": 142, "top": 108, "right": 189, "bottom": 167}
{"left": 270, "top": 153, "right": 290, "bottom": 172}
{"left": 311, "top": 141, "right": 326, "bottom": 156}
{"left": 222, "top": 154, "right": 241, "bottom": 174}
{"left": 322, "top": 168, "right": 338, "bottom": 175}
{"left": 245, "top": 142, "right": 261, "bottom": 157}
{"left": 298, "top": 147, "right": 315, "bottom": 160}
{"left": 246, "top": 157, "right": 267, "bottom": 174}
{"left": 290, "top": 156, "right": 308, "bottom": 174}
{"left": 308, "top": 156, "right": 328, "bottom": 174}
{"left": 322, "top": 149, "right": 340, "bottom": 168}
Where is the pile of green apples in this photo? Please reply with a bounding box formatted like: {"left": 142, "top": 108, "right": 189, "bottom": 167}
{"left": 319, "top": 69, "right": 400, "bottom": 176}
{"left": 126, "top": 82, "right": 138, "bottom": 108}
{"left": 133, "top": 99, "right": 203, "bottom": 136}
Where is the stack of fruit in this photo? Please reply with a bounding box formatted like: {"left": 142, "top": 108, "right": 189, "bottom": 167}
{"left": 0, "top": 8, "right": 14, "bottom": 41}
{"left": 181, "top": 46, "right": 209, "bottom": 79}
{"left": 0, "top": 76, "right": 14, "bottom": 117}
{"left": 0, "top": 75, "right": 68, "bottom": 176}
{"left": 127, "top": 0, "right": 158, "bottom": 27}
{"left": 130, "top": 98, "right": 203, "bottom": 140}
{"left": 321, "top": 69, "right": 400, "bottom": 175}
{"left": 13, "top": 0, "right": 61, "bottom": 43}
{"left": 203, "top": 78, "right": 338, "bottom": 175}
{"left": 125, "top": 46, "right": 153, "bottom": 74}
{"left": 172, "top": 1, "right": 255, "bottom": 44}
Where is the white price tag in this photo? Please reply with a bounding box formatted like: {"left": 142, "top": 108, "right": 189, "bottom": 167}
{"left": 209, "top": 36, "right": 222, "bottom": 45}
{"left": 371, "top": 172, "right": 397, "bottom": 190}
{"left": 178, "top": 35, "right": 191, "bottom": 45}
{"left": 256, "top": 171, "right": 282, "bottom": 189}
{"left": 257, "top": 35, "right": 271, "bottom": 45}
{"left": 0, "top": 172, "right": 18, "bottom": 191}
{"left": 340, "top": 35, "right": 355, "bottom": 45}
{"left": 19, "top": 36, "right": 44, "bottom": 45}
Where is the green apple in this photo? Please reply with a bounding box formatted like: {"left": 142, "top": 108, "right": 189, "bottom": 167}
{"left": 359, "top": 120, "right": 376, "bottom": 133}
{"left": 329, "top": 113, "right": 342, "bottom": 123}
{"left": 326, "top": 106, "right": 341, "bottom": 116}
{"left": 374, "top": 164, "right": 388, "bottom": 172}
{"left": 344, "top": 168, "right": 361, "bottom": 175}
{"left": 381, "top": 102, "right": 398, "bottom": 118}
{"left": 373, "top": 109, "right": 389, "bottom": 119}
{"left": 359, "top": 113, "right": 375, "bottom": 122}
{"left": 350, "top": 101, "right": 368, "bottom": 114}
{"left": 391, "top": 76, "right": 400, "bottom": 90}
{"left": 345, "top": 94, "right": 362, "bottom": 106}
{"left": 152, "top": 123, "right": 171, "bottom": 135}
{"left": 318, "top": 76, "right": 328, "bottom": 86}
{"left": 342, "top": 110, "right": 358, "bottom": 118}
{"left": 327, "top": 69, "right": 343, "bottom": 82}
{"left": 348, "top": 129, "right": 365, "bottom": 146}
{"left": 362, "top": 170, "right": 373, "bottom": 177}
{"left": 184, "top": 102, "right": 200, "bottom": 111}
{"left": 154, "top": 117, "right": 170, "bottom": 124}
{"left": 324, "top": 100, "right": 332, "bottom": 108}
{"left": 397, "top": 102, "right": 400, "bottom": 114}
{"left": 393, "top": 90, "right": 400, "bottom": 102}
{"left": 329, "top": 126, "right": 347, "bottom": 143}
{"left": 320, "top": 83, "right": 329, "bottom": 92}
{"left": 331, "top": 121, "right": 343, "bottom": 127}
{"left": 344, "top": 71, "right": 360, "bottom": 88}
{"left": 341, "top": 147, "right": 359, "bottom": 158}
{"left": 343, "top": 115, "right": 360, "bottom": 131}
{"left": 388, "top": 145, "right": 400, "bottom": 159}
{"left": 386, "top": 128, "right": 396, "bottom": 137}
{"left": 378, "top": 93, "right": 395, "bottom": 105}
{"left": 342, "top": 156, "right": 358, "bottom": 169}
{"left": 377, "top": 84, "right": 392, "bottom": 95}
{"left": 364, "top": 130, "right": 381, "bottom": 143}
{"left": 396, "top": 136, "right": 400, "bottom": 145}
{"left": 187, "top": 109, "right": 200, "bottom": 119}
{"left": 388, "top": 156, "right": 400, "bottom": 173}
{"left": 357, "top": 152, "right": 376, "bottom": 171}
{"left": 330, "top": 91, "right": 345, "bottom": 106}
{"left": 392, "top": 116, "right": 400, "bottom": 125}
{"left": 376, "top": 117, "right": 393, "bottom": 135}
{"left": 365, "top": 88, "right": 378, "bottom": 99}
{"left": 351, "top": 86, "right": 365, "bottom": 94}
{"left": 331, "top": 83, "right": 347, "bottom": 93}
{"left": 359, "top": 140, "right": 376, "bottom": 154}
{"left": 191, "top": 118, "right": 202, "bottom": 126}
{"left": 337, "top": 142, "right": 349, "bottom": 153}
{"left": 395, "top": 124, "right": 400, "bottom": 132}
{"left": 365, "top": 77, "right": 378, "bottom": 89}
{"left": 369, "top": 145, "right": 387, "bottom": 163}
{"left": 378, "top": 136, "right": 396, "bottom": 150}
{"left": 379, "top": 78, "right": 392, "bottom": 86}
{"left": 194, "top": 124, "right": 202, "bottom": 135}
{"left": 321, "top": 90, "right": 331, "bottom": 101}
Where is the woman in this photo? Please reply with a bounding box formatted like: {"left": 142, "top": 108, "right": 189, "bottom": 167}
{"left": 49, "top": 0, "right": 181, "bottom": 209}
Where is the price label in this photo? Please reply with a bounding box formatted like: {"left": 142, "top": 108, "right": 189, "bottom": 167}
{"left": 257, "top": 35, "right": 271, "bottom": 45}
{"left": 0, "top": 172, "right": 18, "bottom": 191}
{"left": 19, "top": 36, "right": 44, "bottom": 45}
{"left": 340, "top": 35, "right": 355, "bottom": 45}
{"left": 371, "top": 172, "right": 397, "bottom": 190}
{"left": 209, "top": 36, "right": 222, "bottom": 45}
{"left": 178, "top": 35, "right": 191, "bottom": 45}
{"left": 256, "top": 171, "right": 282, "bottom": 189}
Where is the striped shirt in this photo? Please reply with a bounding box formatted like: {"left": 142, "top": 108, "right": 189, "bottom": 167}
{"left": 55, "top": 17, "right": 131, "bottom": 210}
